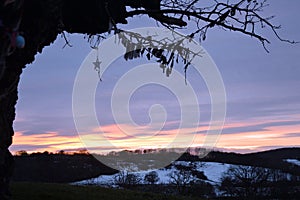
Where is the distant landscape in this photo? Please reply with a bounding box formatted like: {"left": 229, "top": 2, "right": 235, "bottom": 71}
{"left": 12, "top": 147, "right": 300, "bottom": 199}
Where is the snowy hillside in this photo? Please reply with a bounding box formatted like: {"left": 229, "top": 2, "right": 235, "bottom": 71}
{"left": 75, "top": 161, "right": 236, "bottom": 186}
{"left": 73, "top": 160, "right": 300, "bottom": 199}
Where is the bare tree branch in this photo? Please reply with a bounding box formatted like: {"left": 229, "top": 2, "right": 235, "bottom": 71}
{"left": 125, "top": 0, "right": 297, "bottom": 52}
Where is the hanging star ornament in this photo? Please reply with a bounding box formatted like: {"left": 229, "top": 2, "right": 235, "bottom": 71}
{"left": 93, "top": 56, "right": 102, "bottom": 81}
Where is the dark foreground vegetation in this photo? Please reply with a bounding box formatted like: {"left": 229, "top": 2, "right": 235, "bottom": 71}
{"left": 11, "top": 182, "right": 200, "bottom": 200}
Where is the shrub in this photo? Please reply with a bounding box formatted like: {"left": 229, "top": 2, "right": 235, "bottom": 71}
{"left": 144, "top": 171, "right": 160, "bottom": 184}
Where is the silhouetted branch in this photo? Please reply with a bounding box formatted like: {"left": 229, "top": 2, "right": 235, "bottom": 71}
{"left": 125, "top": 0, "right": 297, "bottom": 52}
{"left": 61, "top": 31, "right": 73, "bottom": 48}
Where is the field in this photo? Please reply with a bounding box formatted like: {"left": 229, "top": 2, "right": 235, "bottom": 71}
{"left": 11, "top": 182, "right": 201, "bottom": 200}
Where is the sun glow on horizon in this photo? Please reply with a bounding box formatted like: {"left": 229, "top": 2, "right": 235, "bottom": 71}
{"left": 10, "top": 117, "right": 300, "bottom": 154}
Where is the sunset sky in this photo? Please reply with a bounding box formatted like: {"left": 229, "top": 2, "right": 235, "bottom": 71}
{"left": 10, "top": 1, "right": 300, "bottom": 154}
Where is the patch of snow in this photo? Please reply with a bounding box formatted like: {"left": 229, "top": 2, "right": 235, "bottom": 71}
{"left": 284, "top": 159, "right": 300, "bottom": 166}
{"left": 196, "top": 162, "right": 232, "bottom": 183}
{"left": 74, "top": 174, "right": 115, "bottom": 186}
{"left": 173, "top": 161, "right": 192, "bottom": 167}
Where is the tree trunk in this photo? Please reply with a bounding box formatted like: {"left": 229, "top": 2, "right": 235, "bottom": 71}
{"left": 0, "top": 0, "right": 157, "bottom": 198}
{"left": 0, "top": 0, "right": 64, "bottom": 198}
{"left": 0, "top": 60, "right": 21, "bottom": 199}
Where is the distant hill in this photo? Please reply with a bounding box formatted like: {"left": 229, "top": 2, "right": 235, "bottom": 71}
{"left": 12, "top": 148, "right": 300, "bottom": 183}
{"left": 199, "top": 147, "right": 300, "bottom": 175}
{"left": 13, "top": 153, "right": 117, "bottom": 183}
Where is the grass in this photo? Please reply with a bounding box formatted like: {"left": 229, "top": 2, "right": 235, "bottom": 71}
{"left": 11, "top": 182, "right": 202, "bottom": 200}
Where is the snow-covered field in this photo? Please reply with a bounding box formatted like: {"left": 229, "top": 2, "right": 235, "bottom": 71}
{"left": 74, "top": 161, "right": 235, "bottom": 186}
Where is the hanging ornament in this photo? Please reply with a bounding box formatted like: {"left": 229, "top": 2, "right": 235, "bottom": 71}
{"left": 160, "top": 63, "right": 166, "bottom": 74}
{"left": 15, "top": 34, "right": 25, "bottom": 48}
{"left": 166, "top": 67, "right": 172, "bottom": 77}
{"left": 92, "top": 47, "right": 102, "bottom": 81}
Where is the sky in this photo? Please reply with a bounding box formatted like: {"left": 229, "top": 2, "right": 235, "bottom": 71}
{"left": 10, "top": 0, "right": 300, "bottom": 154}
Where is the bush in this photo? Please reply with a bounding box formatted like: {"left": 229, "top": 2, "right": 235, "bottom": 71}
{"left": 114, "top": 171, "right": 142, "bottom": 187}
{"left": 144, "top": 171, "right": 160, "bottom": 184}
